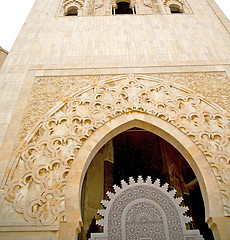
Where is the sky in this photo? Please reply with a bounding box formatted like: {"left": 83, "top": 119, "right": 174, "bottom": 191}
{"left": 0, "top": 0, "right": 230, "bottom": 52}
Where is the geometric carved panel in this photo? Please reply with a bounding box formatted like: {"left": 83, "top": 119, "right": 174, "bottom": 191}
{"left": 91, "top": 176, "right": 203, "bottom": 239}
{"left": 126, "top": 202, "right": 166, "bottom": 240}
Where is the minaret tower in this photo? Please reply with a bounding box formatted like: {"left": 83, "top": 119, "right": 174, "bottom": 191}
{"left": 0, "top": 0, "right": 229, "bottom": 239}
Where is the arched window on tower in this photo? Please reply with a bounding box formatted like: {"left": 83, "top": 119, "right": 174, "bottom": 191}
{"left": 65, "top": 6, "right": 78, "bottom": 16}
{"left": 169, "top": 4, "right": 183, "bottom": 13}
{"left": 115, "top": 2, "right": 134, "bottom": 14}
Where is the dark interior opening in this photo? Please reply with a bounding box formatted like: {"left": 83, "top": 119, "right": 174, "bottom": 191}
{"left": 82, "top": 128, "right": 214, "bottom": 240}
{"left": 113, "top": 128, "right": 197, "bottom": 186}
{"left": 65, "top": 7, "right": 78, "bottom": 16}
{"left": 112, "top": 128, "right": 214, "bottom": 239}
{"left": 170, "top": 5, "right": 182, "bottom": 14}
{"left": 189, "top": 184, "right": 215, "bottom": 239}
{"left": 115, "top": 2, "right": 133, "bottom": 14}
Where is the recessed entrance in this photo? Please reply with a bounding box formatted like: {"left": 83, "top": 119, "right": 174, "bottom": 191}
{"left": 79, "top": 128, "right": 214, "bottom": 239}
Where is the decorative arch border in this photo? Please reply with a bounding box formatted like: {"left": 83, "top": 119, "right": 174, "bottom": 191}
{"left": 164, "top": 0, "right": 184, "bottom": 7}
{"left": 66, "top": 113, "right": 224, "bottom": 233}
{"left": 63, "top": 0, "right": 84, "bottom": 16}
{"left": 1, "top": 75, "right": 229, "bottom": 236}
{"left": 162, "top": 0, "right": 192, "bottom": 14}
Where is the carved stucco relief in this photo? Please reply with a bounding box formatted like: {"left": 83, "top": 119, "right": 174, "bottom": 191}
{"left": 18, "top": 72, "right": 230, "bottom": 144}
{"left": 2, "top": 74, "right": 230, "bottom": 226}
{"left": 152, "top": 72, "right": 230, "bottom": 112}
{"left": 17, "top": 75, "right": 108, "bottom": 145}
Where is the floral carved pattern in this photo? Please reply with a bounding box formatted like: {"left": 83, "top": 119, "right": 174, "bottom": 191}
{"left": 18, "top": 72, "right": 230, "bottom": 142}
{"left": 126, "top": 202, "right": 166, "bottom": 240}
{"left": 2, "top": 74, "right": 230, "bottom": 226}
{"left": 150, "top": 72, "right": 230, "bottom": 113}
{"left": 17, "top": 75, "right": 107, "bottom": 145}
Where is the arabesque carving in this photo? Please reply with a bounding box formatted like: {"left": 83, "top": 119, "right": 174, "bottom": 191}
{"left": 151, "top": 72, "right": 230, "bottom": 113}
{"left": 18, "top": 72, "right": 230, "bottom": 143}
{"left": 2, "top": 74, "right": 230, "bottom": 226}
{"left": 17, "top": 75, "right": 106, "bottom": 145}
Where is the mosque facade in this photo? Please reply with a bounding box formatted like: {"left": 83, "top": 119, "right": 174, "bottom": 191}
{"left": 0, "top": 0, "right": 229, "bottom": 239}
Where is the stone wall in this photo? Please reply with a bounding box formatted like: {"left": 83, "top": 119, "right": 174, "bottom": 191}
{"left": 0, "top": 47, "right": 8, "bottom": 69}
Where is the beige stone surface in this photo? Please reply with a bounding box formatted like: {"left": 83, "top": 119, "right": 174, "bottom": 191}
{"left": 0, "top": 231, "right": 58, "bottom": 240}
{"left": 0, "top": 0, "right": 229, "bottom": 239}
{"left": 0, "top": 47, "right": 8, "bottom": 69}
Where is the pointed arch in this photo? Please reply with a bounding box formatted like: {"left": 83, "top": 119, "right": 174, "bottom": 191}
{"left": 1, "top": 75, "right": 229, "bottom": 239}
{"left": 65, "top": 112, "right": 224, "bottom": 236}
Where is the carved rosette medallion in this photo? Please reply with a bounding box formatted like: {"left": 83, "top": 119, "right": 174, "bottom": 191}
{"left": 126, "top": 202, "right": 166, "bottom": 239}
{"left": 1, "top": 74, "right": 230, "bottom": 226}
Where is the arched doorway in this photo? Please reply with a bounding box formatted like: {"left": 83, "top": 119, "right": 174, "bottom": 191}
{"left": 64, "top": 112, "right": 225, "bottom": 240}
{"left": 79, "top": 127, "right": 214, "bottom": 239}
{"left": 3, "top": 75, "right": 228, "bottom": 240}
